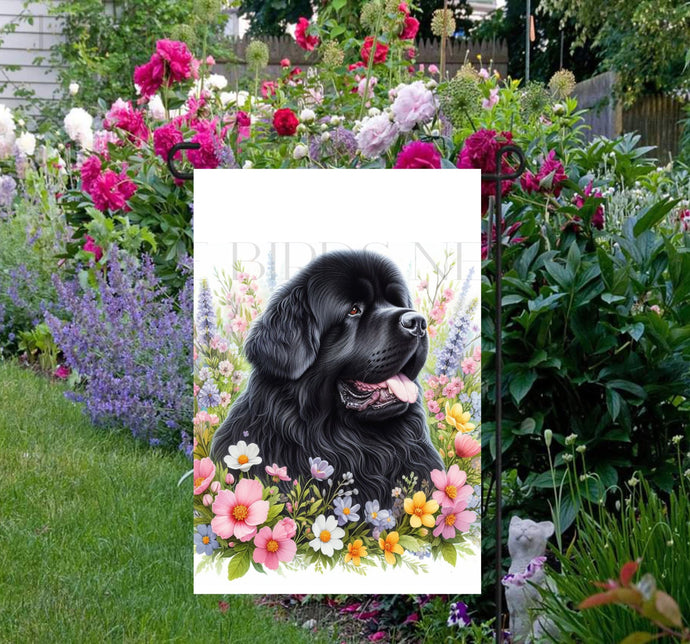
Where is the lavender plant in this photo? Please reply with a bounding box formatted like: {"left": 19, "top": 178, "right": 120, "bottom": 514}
{"left": 46, "top": 249, "right": 192, "bottom": 449}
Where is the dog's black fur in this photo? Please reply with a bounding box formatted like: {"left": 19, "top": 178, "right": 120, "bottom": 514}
{"left": 210, "top": 250, "right": 443, "bottom": 505}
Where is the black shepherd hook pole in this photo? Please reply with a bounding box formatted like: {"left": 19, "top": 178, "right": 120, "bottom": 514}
{"left": 167, "top": 142, "right": 201, "bottom": 181}
{"left": 481, "top": 144, "right": 526, "bottom": 644}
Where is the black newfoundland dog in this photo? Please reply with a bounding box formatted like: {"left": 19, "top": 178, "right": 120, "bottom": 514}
{"left": 210, "top": 249, "right": 443, "bottom": 505}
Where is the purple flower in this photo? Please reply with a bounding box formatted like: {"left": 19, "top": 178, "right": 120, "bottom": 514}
{"left": 364, "top": 500, "right": 381, "bottom": 525}
{"left": 333, "top": 496, "right": 361, "bottom": 525}
{"left": 309, "top": 456, "right": 334, "bottom": 480}
{"left": 194, "top": 524, "right": 220, "bottom": 555}
{"left": 436, "top": 268, "right": 476, "bottom": 377}
{"left": 198, "top": 380, "right": 221, "bottom": 409}
{"left": 447, "top": 601, "right": 471, "bottom": 627}
{"left": 196, "top": 279, "right": 217, "bottom": 348}
{"left": 0, "top": 175, "right": 17, "bottom": 219}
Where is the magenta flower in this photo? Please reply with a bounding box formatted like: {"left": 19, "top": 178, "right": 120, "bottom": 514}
{"left": 394, "top": 140, "right": 441, "bottom": 169}
{"left": 431, "top": 464, "right": 473, "bottom": 507}
{"left": 83, "top": 234, "right": 103, "bottom": 262}
{"left": 573, "top": 180, "right": 605, "bottom": 230}
{"left": 134, "top": 39, "right": 197, "bottom": 98}
{"left": 153, "top": 122, "right": 184, "bottom": 161}
{"left": 88, "top": 169, "right": 137, "bottom": 212}
{"left": 482, "top": 87, "right": 499, "bottom": 110}
{"left": 520, "top": 150, "right": 567, "bottom": 197}
{"left": 79, "top": 156, "right": 102, "bottom": 193}
{"left": 104, "top": 99, "right": 149, "bottom": 146}
{"left": 193, "top": 457, "right": 216, "bottom": 495}
{"left": 252, "top": 524, "right": 297, "bottom": 570}
{"left": 265, "top": 463, "right": 290, "bottom": 482}
{"left": 433, "top": 498, "right": 476, "bottom": 538}
{"left": 54, "top": 364, "right": 71, "bottom": 379}
{"left": 211, "top": 478, "right": 269, "bottom": 541}
{"left": 187, "top": 120, "right": 220, "bottom": 169}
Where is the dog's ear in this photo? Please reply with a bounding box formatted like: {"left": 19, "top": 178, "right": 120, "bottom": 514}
{"left": 245, "top": 284, "right": 319, "bottom": 380}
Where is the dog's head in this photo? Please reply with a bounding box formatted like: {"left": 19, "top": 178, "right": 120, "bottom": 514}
{"left": 245, "top": 250, "right": 428, "bottom": 421}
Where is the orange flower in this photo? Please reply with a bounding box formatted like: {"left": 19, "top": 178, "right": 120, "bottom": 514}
{"left": 445, "top": 402, "right": 476, "bottom": 433}
{"left": 344, "top": 539, "right": 368, "bottom": 566}
{"left": 378, "top": 532, "right": 404, "bottom": 565}
{"left": 403, "top": 491, "right": 439, "bottom": 528}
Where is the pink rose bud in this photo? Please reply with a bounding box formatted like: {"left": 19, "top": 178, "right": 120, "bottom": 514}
{"left": 206, "top": 55, "right": 216, "bottom": 65}
{"left": 202, "top": 494, "right": 213, "bottom": 506}
{"left": 210, "top": 481, "right": 221, "bottom": 493}
{"left": 280, "top": 58, "right": 290, "bottom": 67}
{"left": 225, "top": 473, "right": 234, "bottom": 485}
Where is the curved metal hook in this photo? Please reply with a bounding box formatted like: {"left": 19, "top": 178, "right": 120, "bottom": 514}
{"left": 481, "top": 144, "right": 527, "bottom": 182}
{"left": 167, "top": 142, "right": 201, "bottom": 181}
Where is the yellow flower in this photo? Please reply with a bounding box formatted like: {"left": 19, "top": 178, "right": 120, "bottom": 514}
{"left": 378, "top": 531, "right": 404, "bottom": 565}
{"left": 403, "top": 491, "right": 439, "bottom": 528}
{"left": 445, "top": 402, "right": 476, "bottom": 433}
{"left": 344, "top": 539, "right": 368, "bottom": 566}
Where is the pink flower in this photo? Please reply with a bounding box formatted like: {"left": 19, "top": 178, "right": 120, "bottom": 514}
{"left": 252, "top": 524, "right": 297, "bottom": 570}
{"left": 280, "top": 58, "right": 290, "bottom": 67}
{"left": 427, "top": 399, "right": 440, "bottom": 414}
{"left": 211, "top": 478, "right": 269, "bottom": 541}
{"left": 153, "top": 122, "right": 184, "bottom": 161}
{"left": 435, "top": 411, "right": 445, "bottom": 421}
{"left": 433, "top": 498, "right": 476, "bottom": 538}
{"left": 187, "top": 120, "right": 220, "bottom": 169}
{"left": 83, "top": 234, "right": 103, "bottom": 262}
{"left": 368, "top": 632, "right": 387, "bottom": 642}
{"left": 431, "top": 464, "right": 473, "bottom": 507}
{"left": 679, "top": 209, "right": 690, "bottom": 231}
{"left": 482, "top": 87, "right": 499, "bottom": 110}
{"left": 275, "top": 516, "right": 297, "bottom": 539}
{"left": 89, "top": 169, "right": 137, "bottom": 212}
{"left": 391, "top": 81, "right": 436, "bottom": 132}
{"left": 573, "top": 181, "right": 605, "bottom": 230}
{"left": 400, "top": 16, "right": 419, "bottom": 40}
{"left": 261, "top": 81, "right": 278, "bottom": 98}
{"left": 92, "top": 130, "right": 119, "bottom": 158}
{"left": 428, "top": 64, "right": 439, "bottom": 75}
{"left": 202, "top": 493, "right": 213, "bottom": 506}
{"left": 54, "top": 364, "right": 71, "bottom": 379}
{"left": 423, "top": 389, "right": 435, "bottom": 401}
{"left": 356, "top": 113, "right": 399, "bottom": 159}
{"left": 210, "top": 480, "right": 221, "bottom": 493}
{"left": 265, "top": 463, "right": 291, "bottom": 482}
{"left": 478, "top": 68, "right": 490, "bottom": 79}
{"left": 443, "top": 288, "right": 454, "bottom": 300}
{"left": 104, "top": 99, "right": 149, "bottom": 146}
{"left": 156, "top": 39, "right": 197, "bottom": 84}
{"left": 521, "top": 150, "right": 567, "bottom": 197}
{"left": 295, "top": 17, "right": 319, "bottom": 51}
{"left": 193, "top": 457, "right": 216, "bottom": 495}
{"left": 134, "top": 56, "right": 165, "bottom": 98}
{"left": 361, "top": 37, "right": 389, "bottom": 65}
{"left": 79, "top": 156, "right": 102, "bottom": 194}
{"left": 456, "top": 129, "right": 515, "bottom": 214}
{"left": 461, "top": 358, "right": 476, "bottom": 374}
{"left": 230, "top": 317, "right": 248, "bottom": 334}
{"left": 394, "top": 140, "right": 441, "bottom": 169}
{"left": 473, "top": 346, "right": 481, "bottom": 362}
{"left": 398, "top": 2, "right": 410, "bottom": 15}
{"left": 455, "top": 434, "right": 481, "bottom": 458}
{"left": 357, "top": 75, "right": 378, "bottom": 99}
{"left": 225, "top": 472, "right": 235, "bottom": 485}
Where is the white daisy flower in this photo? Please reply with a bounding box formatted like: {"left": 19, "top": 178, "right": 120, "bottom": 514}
{"left": 309, "top": 514, "right": 344, "bottom": 557}
{"left": 224, "top": 440, "right": 261, "bottom": 472}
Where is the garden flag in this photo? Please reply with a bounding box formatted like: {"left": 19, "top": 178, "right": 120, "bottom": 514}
{"left": 192, "top": 170, "right": 482, "bottom": 593}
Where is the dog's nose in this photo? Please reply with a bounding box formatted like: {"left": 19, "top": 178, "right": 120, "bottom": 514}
{"left": 400, "top": 311, "right": 427, "bottom": 337}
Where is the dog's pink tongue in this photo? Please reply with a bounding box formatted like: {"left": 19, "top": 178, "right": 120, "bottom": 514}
{"left": 386, "top": 373, "right": 418, "bottom": 403}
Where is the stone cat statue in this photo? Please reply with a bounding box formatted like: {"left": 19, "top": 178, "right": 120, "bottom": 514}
{"left": 503, "top": 516, "right": 559, "bottom": 643}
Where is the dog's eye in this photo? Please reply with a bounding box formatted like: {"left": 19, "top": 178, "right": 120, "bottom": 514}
{"left": 347, "top": 304, "right": 361, "bottom": 317}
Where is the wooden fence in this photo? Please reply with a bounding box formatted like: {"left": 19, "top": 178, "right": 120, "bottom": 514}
{"left": 218, "top": 36, "right": 508, "bottom": 84}
{"left": 573, "top": 71, "right": 684, "bottom": 161}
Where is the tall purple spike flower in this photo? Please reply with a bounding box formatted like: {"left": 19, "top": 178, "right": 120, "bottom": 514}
{"left": 435, "top": 267, "right": 476, "bottom": 377}
{"left": 196, "top": 278, "right": 216, "bottom": 348}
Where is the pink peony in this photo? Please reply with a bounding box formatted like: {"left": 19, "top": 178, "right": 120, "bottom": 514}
{"left": 573, "top": 180, "right": 605, "bottom": 230}
{"left": 521, "top": 150, "right": 567, "bottom": 197}
{"left": 361, "top": 37, "right": 389, "bottom": 65}
{"left": 252, "top": 524, "right": 297, "bottom": 570}
{"left": 430, "top": 464, "right": 473, "bottom": 507}
{"left": 80, "top": 156, "right": 102, "bottom": 193}
{"left": 83, "top": 234, "right": 103, "bottom": 262}
{"left": 679, "top": 208, "right": 690, "bottom": 231}
{"left": 211, "top": 478, "right": 269, "bottom": 541}
{"left": 427, "top": 399, "right": 440, "bottom": 414}
{"left": 156, "top": 39, "right": 197, "bottom": 83}
{"left": 276, "top": 516, "right": 297, "bottom": 539}
{"left": 391, "top": 81, "right": 437, "bottom": 132}
{"left": 400, "top": 16, "right": 419, "bottom": 40}
{"left": 394, "top": 140, "right": 441, "bottom": 169}
{"left": 433, "top": 498, "right": 476, "bottom": 538}
{"left": 193, "top": 457, "right": 216, "bottom": 495}
{"left": 456, "top": 129, "right": 515, "bottom": 214}
{"left": 356, "top": 113, "right": 399, "bottom": 159}
{"left": 261, "top": 81, "right": 278, "bottom": 98}
{"left": 272, "top": 108, "right": 299, "bottom": 136}
{"left": 295, "top": 17, "right": 319, "bottom": 51}
{"left": 280, "top": 58, "right": 290, "bottom": 67}
{"left": 187, "top": 120, "right": 220, "bottom": 169}
{"left": 455, "top": 434, "right": 481, "bottom": 458}
{"left": 89, "top": 168, "right": 137, "bottom": 212}
{"left": 104, "top": 99, "right": 149, "bottom": 146}
{"left": 153, "top": 122, "right": 184, "bottom": 161}
{"left": 134, "top": 56, "right": 165, "bottom": 98}
{"left": 54, "top": 364, "right": 71, "bottom": 379}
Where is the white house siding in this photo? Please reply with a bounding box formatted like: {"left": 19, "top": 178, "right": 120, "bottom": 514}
{"left": 0, "top": 0, "right": 64, "bottom": 111}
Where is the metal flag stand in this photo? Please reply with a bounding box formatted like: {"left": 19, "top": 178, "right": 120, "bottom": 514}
{"left": 481, "top": 144, "right": 526, "bottom": 643}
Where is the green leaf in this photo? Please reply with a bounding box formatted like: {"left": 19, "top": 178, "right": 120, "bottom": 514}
{"left": 633, "top": 199, "right": 679, "bottom": 236}
{"left": 606, "top": 387, "right": 622, "bottom": 421}
{"left": 398, "top": 535, "right": 422, "bottom": 551}
{"left": 510, "top": 370, "right": 537, "bottom": 405}
{"left": 606, "top": 380, "right": 647, "bottom": 400}
{"left": 440, "top": 541, "right": 457, "bottom": 567}
{"left": 227, "top": 551, "right": 251, "bottom": 581}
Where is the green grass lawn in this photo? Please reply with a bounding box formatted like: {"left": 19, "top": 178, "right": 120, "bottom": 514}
{"left": 0, "top": 361, "right": 320, "bottom": 642}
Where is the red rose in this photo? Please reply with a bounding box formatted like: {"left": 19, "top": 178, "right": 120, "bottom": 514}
{"left": 273, "top": 108, "right": 299, "bottom": 136}
{"left": 295, "top": 17, "right": 319, "bottom": 51}
{"left": 361, "top": 37, "right": 389, "bottom": 65}
{"left": 400, "top": 16, "right": 419, "bottom": 40}
{"left": 394, "top": 141, "right": 441, "bottom": 169}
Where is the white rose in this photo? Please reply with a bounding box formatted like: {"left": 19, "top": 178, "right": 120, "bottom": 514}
{"left": 69, "top": 81, "right": 80, "bottom": 96}
{"left": 15, "top": 131, "right": 36, "bottom": 156}
{"left": 205, "top": 74, "right": 228, "bottom": 91}
{"left": 299, "top": 108, "right": 315, "bottom": 123}
{"left": 148, "top": 95, "right": 166, "bottom": 120}
{"left": 63, "top": 107, "right": 93, "bottom": 146}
